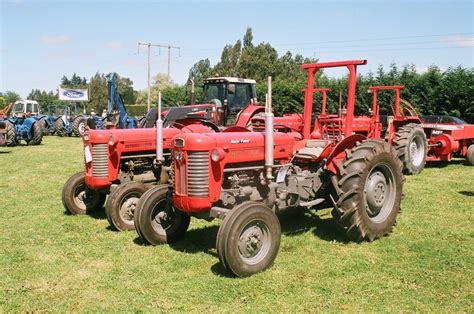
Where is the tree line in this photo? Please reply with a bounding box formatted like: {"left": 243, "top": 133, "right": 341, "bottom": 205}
{"left": 1, "top": 28, "right": 472, "bottom": 122}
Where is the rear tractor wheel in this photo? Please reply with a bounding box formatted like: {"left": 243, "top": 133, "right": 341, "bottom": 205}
{"left": 5, "top": 121, "right": 17, "bottom": 146}
{"left": 28, "top": 122, "right": 43, "bottom": 145}
{"left": 134, "top": 185, "right": 190, "bottom": 245}
{"left": 62, "top": 172, "right": 106, "bottom": 215}
{"left": 54, "top": 118, "right": 66, "bottom": 137}
{"left": 105, "top": 182, "right": 148, "bottom": 231}
{"left": 331, "top": 140, "right": 404, "bottom": 242}
{"left": 466, "top": 144, "right": 474, "bottom": 166}
{"left": 216, "top": 202, "right": 281, "bottom": 278}
{"left": 73, "top": 115, "right": 87, "bottom": 136}
{"left": 393, "top": 123, "right": 427, "bottom": 175}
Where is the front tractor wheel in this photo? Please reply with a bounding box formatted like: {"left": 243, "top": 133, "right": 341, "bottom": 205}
{"left": 134, "top": 185, "right": 190, "bottom": 245}
{"left": 393, "top": 123, "right": 427, "bottom": 175}
{"left": 105, "top": 182, "right": 148, "bottom": 231}
{"left": 332, "top": 140, "right": 404, "bottom": 242}
{"left": 216, "top": 202, "right": 281, "bottom": 278}
{"left": 62, "top": 172, "right": 106, "bottom": 215}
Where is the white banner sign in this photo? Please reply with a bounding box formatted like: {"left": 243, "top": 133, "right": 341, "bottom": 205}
{"left": 58, "top": 88, "right": 89, "bottom": 101}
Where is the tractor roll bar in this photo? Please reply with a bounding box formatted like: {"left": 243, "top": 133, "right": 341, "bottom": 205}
{"left": 369, "top": 85, "right": 404, "bottom": 118}
{"left": 301, "top": 60, "right": 367, "bottom": 139}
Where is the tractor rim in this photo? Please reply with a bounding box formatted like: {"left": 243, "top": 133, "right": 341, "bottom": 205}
{"left": 78, "top": 122, "right": 86, "bottom": 135}
{"left": 73, "top": 182, "right": 87, "bottom": 210}
{"left": 237, "top": 219, "right": 271, "bottom": 265}
{"left": 364, "top": 162, "right": 396, "bottom": 223}
{"left": 150, "top": 198, "right": 172, "bottom": 234}
{"left": 409, "top": 136, "right": 425, "bottom": 167}
{"left": 119, "top": 193, "right": 140, "bottom": 224}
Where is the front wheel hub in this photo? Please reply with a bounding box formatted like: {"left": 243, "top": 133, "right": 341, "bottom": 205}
{"left": 237, "top": 221, "right": 270, "bottom": 265}
{"left": 121, "top": 196, "right": 139, "bottom": 220}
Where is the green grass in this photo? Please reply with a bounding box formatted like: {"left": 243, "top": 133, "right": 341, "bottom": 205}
{"left": 0, "top": 136, "right": 473, "bottom": 311}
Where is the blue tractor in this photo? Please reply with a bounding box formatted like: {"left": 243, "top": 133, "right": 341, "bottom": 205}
{"left": 0, "top": 100, "right": 43, "bottom": 146}
{"left": 54, "top": 103, "right": 88, "bottom": 137}
{"left": 86, "top": 73, "right": 139, "bottom": 131}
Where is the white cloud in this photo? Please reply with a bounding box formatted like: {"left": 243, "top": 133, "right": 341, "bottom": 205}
{"left": 444, "top": 35, "right": 474, "bottom": 48}
{"left": 106, "top": 41, "right": 124, "bottom": 49}
{"left": 40, "top": 35, "right": 72, "bottom": 45}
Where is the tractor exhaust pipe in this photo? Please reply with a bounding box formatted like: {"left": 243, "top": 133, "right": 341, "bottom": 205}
{"left": 265, "top": 76, "right": 274, "bottom": 180}
{"left": 156, "top": 91, "right": 164, "bottom": 163}
{"left": 190, "top": 78, "right": 195, "bottom": 105}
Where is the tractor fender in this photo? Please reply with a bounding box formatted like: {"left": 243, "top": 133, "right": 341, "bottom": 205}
{"left": 22, "top": 117, "right": 36, "bottom": 131}
{"left": 222, "top": 126, "right": 251, "bottom": 133}
{"left": 234, "top": 105, "right": 265, "bottom": 127}
{"left": 325, "top": 134, "right": 367, "bottom": 174}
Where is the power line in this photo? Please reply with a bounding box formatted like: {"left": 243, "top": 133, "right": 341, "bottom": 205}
{"left": 137, "top": 42, "right": 180, "bottom": 111}
{"left": 179, "top": 32, "right": 473, "bottom": 53}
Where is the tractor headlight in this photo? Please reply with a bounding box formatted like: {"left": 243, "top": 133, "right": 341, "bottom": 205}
{"left": 211, "top": 148, "right": 225, "bottom": 162}
{"left": 83, "top": 133, "right": 90, "bottom": 141}
{"left": 108, "top": 136, "right": 115, "bottom": 146}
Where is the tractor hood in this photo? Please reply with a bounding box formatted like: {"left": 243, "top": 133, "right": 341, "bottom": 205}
{"left": 171, "top": 131, "right": 295, "bottom": 164}
{"left": 84, "top": 127, "right": 183, "bottom": 152}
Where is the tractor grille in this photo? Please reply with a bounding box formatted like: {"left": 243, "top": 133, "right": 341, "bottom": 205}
{"left": 92, "top": 144, "right": 109, "bottom": 178}
{"left": 187, "top": 151, "right": 209, "bottom": 197}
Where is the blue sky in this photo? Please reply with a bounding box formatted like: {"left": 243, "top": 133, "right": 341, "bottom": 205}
{"left": 1, "top": 0, "right": 473, "bottom": 97}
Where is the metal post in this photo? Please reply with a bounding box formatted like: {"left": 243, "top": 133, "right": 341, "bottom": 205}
{"left": 156, "top": 91, "right": 163, "bottom": 162}
{"left": 265, "top": 77, "right": 274, "bottom": 180}
{"left": 138, "top": 42, "right": 180, "bottom": 111}
{"left": 147, "top": 44, "right": 151, "bottom": 112}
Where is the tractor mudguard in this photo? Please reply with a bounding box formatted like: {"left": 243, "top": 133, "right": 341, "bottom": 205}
{"left": 325, "top": 134, "right": 367, "bottom": 174}
{"left": 234, "top": 105, "right": 265, "bottom": 127}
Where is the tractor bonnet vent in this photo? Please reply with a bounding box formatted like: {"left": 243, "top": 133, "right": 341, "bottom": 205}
{"left": 187, "top": 151, "right": 209, "bottom": 197}
{"left": 92, "top": 143, "right": 108, "bottom": 178}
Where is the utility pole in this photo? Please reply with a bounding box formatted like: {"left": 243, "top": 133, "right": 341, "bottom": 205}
{"left": 166, "top": 45, "right": 180, "bottom": 80}
{"left": 138, "top": 42, "right": 180, "bottom": 111}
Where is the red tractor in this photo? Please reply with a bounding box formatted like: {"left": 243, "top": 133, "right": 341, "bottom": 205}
{"left": 62, "top": 77, "right": 303, "bottom": 232}
{"left": 365, "top": 85, "right": 427, "bottom": 174}
{"left": 421, "top": 115, "right": 474, "bottom": 165}
{"left": 134, "top": 60, "right": 405, "bottom": 277}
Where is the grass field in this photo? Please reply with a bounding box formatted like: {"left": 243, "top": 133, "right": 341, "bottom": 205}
{"left": 0, "top": 136, "right": 473, "bottom": 311}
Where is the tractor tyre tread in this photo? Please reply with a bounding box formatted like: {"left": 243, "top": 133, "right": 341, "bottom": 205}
{"left": 62, "top": 172, "right": 106, "bottom": 215}
{"left": 28, "top": 121, "right": 43, "bottom": 145}
{"left": 393, "top": 123, "right": 427, "bottom": 175}
{"left": 466, "top": 144, "right": 474, "bottom": 166}
{"left": 105, "top": 182, "right": 148, "bottom": 232}
{"left": 134, "top": 185, "right": 190, "bottom": 245}
{"left": 54, "top": 118, "right": 66, "bottom": 137}
{"left": 72, "top": 115, "right": 86, "bottom": 137}
{"left": 331, "top": 140, "right": 404, "bottom": 242}
{"left": 5, "top": 121, "right": 17, "bottom": 146}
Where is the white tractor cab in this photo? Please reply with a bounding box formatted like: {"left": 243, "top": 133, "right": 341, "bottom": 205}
{"left": 11, "top": 100, "right": 41, "bottom": 118}
{"left": 202, "top": 77, "right": 258, "bottom": 125}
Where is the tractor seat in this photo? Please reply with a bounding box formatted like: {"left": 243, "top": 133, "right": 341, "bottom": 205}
{"left": 294, "top": 140, "right": 330, "bottom": 159}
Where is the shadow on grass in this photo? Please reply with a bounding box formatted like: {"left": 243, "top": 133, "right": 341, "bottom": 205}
{"left": 0, "top": 151, "right": 11, "bottom": 154}
{"left": 132, "top": 204, "right": 348, "bottom": 277}
{"left": 459, "top": 191, "right": 474, "bottom": 197}
{"left": 425, "top": 159, "right": 467, "bottom": 168}
{"left": 62, "top": 207, "right": 107, "bottom": 219}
